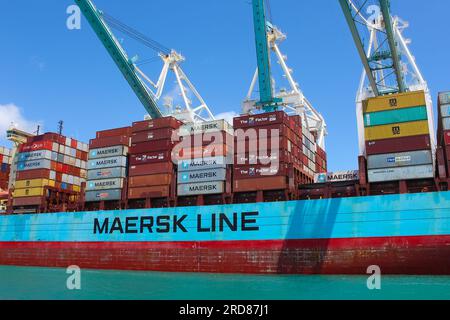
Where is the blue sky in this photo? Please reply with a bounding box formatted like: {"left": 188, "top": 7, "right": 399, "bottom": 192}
{"left": 0, "top": 0, "right": 449, "bottom": 171}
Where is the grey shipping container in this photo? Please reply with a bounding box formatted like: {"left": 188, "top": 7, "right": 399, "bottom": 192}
{"left": 178, "top": 168, "right": 226, "bottom": 184}
{"left": 85, "top": 189, "right": 122, "bottom": 202}
{"left": 87, "top": 167, "right": 127, "bottom": 180}
{"left": 439, "top": 92, "right": 450, "bottom": 105}
{"left": 88, "top": 156, "right": 127, "bottom": 170}
{"left": 89, "top": 145, "right": 128, "bottom": 159}
{"left": 86, "top": 178, "right": 124, "bottom": 191}
{"left": 17, "top": 150, "right": 52, "bottom": 162}
{"left": 17, "top": 159, "right": 51, "bottom": 171}
{"left": 367, "top": 150, "right": 432, "bottom": 170}
{"left": 178, "top": 156, "right": 228, "bottom": 172}
{"left": 177, "top": 181, "right": 225, "bottom": 196}
{"left": 368, "top": 164, "right": 434, "bottom": 183}
{"left": 440, "top": 104, "right": 450, "bottom": 118}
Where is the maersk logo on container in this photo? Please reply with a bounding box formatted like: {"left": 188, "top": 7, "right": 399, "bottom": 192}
{"left": 387, "top": 156, "right": 412, "bottom": 164}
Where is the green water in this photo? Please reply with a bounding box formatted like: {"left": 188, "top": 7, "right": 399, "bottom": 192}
{"left": 0, "top": 266, "right": 449, "bottom": 300}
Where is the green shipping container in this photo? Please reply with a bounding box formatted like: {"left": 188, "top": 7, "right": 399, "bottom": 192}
{"left": 364, "top": 106, "right": 428, "bottom": 127}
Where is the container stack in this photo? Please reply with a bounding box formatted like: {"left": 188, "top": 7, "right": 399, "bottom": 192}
{"left": 315, "top": 145, "right": 327, "bottom": 174}
{"left": 12, "top": 133, "right": 88, "bottom": 213}
{"left": 437, "top": 92, "right": 450, "bottom": 177}
{"left": 128, "top": 117, "right": 183, "bottom": 208}
{"left": 233, "top": 111, "right": 302, "bottom": 203}
{"left": 176, "top": 120, "right": 233, "bottom": 206}
{"left": 302, "top": 127, "right": 318, "bottom": 180}
{"left": 85, "top": 127, "right": 131, "bottom": 210}
{"left": 0, "top": 147, "right": 11, "bottom": 191}
{"left": 363, "top": 91, "right": 434, "bottom": 184}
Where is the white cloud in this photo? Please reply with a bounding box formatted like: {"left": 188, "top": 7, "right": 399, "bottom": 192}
{"left": 215, "top": 111, "right": 240, "bottom": 124}
{"left": 0, "top": 104, "right": 43, "bottom": 145}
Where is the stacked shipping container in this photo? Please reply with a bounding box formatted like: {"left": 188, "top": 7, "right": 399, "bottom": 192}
{"left": 437, "top": 92, "right": 450, "bottom": 177}
{"left": 233, "top": 111, "right": 304, "bottom": 202}
{"left": 176, "top": 120, "right": 233, "bottom": 206}
{"left": 363, "top": 91, "right": 434, "bottom": 183}
{"left": 11, "top": 133, "right": 88, "bottom": 212}
{"left": 128, "top": 117, "right": 182, "bottom": 208}
{"left": 0, "top": 147, "right": 11, "bottom": 190}
{"left": 85, "top": 127, "right": 131, "bottom": 209}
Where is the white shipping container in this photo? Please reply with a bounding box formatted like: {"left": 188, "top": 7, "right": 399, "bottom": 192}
{"left": 442, "top": 117, "right": 450, "bottom": 131}
{"left": 52, "top": 143, "right": 59, "bottom": 152}
{"left": 177, "top": 181, "right": 225, "bottom": 196}
{"left": 367, "top": 150, "right": 432, "bottom": 170}
{"left": 65, "top": 137, "right": 72, "bottom": 147}
{"left": 368, "top": 165, "right": 434, "bottom": 183}
{"left": 179, "top": 120, "right": 233, "bottom": 136}
{"left": 87, "top": 178, "right": 124, "bottom": 191}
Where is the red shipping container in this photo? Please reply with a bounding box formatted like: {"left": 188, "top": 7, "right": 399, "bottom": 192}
{"left": 235, "top": 136, "right": 294, "bottom": 154}
{"left": 233, "top": 164, "right": 291, "bottom": 180}
{"left": 89, "top": 136, "right": 130, "bottom": 149}
{"left": 233, "top": 176, "right": 289, "bottom": 192}
{"left": 20, "top": 140, "right": 53, "bottom": 153}
{"left": 129, "top": 163, "right": 174, "bottom": 177}
{"left": 13, "top": 196, "right": 43, "bottom": 207}
{"left": 182, "top": 131, "right": 234, "bottom": 147}
{"left": 235, "top": 150, "right": 291, "bottom": 166}
{"left": 131, "top": 140, "right": 176, "bottom": 153}
{"left": 233, "top": 111, "right": 290, "bottom": 129}
{"left": 129, "top": 174, "right": 173, "bottom": 188}
{"left": 16, "top": 169, "right": 52, "bottom": 181}
{"left": 96, "top": 127, "right": 132, "bottom": 139}
{"left": 131, "top": 128, "right": 178, "bottom": 144}
{"left": 175, "top": 144, "right": 232, "bottom": 161}
{"left": 443, "top": 131, "right": 450, "bottom": 146}
{"left": 132, "top": 117, "right": 183, "bottom": 133}
{"left": 129, "top": 151, "right": 172, "bottom": 165}
{"left": 365, "top": 135, "right": 431, "bottom": 155}
{"left": 128, "top": 186, "right": 171, "bottom": 199}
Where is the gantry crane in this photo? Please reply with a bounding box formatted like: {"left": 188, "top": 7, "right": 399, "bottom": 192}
{"left": 244, "top": 0, "right": 327, "bottom": 148}
{"left": 339, "top": 0, "right": 435, "bottom": 155}
{"left": 75, "top": 0, "right": 215, "bottom": 123}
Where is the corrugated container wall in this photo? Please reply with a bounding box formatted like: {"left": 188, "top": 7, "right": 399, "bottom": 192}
{"left": 362, "top": 91, "right": 435, "bottom": 183}
{"left": 86, "top": 127, "right": 131, "bottom": 204}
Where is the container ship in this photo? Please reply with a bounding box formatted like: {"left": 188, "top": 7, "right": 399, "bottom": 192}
{"left": 0, "top": 0, "right": 449, "bottom": 275}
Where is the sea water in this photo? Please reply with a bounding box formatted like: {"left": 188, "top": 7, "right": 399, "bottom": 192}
{"left": 1, "top": 266, "right": 450, "bottom": 300}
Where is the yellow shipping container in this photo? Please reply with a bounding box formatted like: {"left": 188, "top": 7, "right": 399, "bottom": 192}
{"left": 364, "top": 120, "right": 429, "bottom": 141}
{"left": 13, "top": 187, "right": 46, "bottom": 198}
{"left": 363, "top": 90, "right": 426, "bottom": 113}
{"left": 15, "top": 179, "right": 55, "bottom": 189}
{"left": 73, "top": 185, "right": 81, "bottom": 193}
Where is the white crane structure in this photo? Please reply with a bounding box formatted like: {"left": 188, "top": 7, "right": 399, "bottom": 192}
{"left": 136, "top": 49, "right": 216, "bottom": 124}
{"left": 243, "top": 24, "right": 328, "bottom": 149}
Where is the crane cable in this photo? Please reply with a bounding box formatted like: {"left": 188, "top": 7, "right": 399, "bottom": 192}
{"left": 101, "top": 12, "right": 171, "bottom": 56}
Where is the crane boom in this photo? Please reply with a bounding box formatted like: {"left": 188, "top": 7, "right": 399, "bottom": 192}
{"left": 339, "top": 0, "right": 406, "bottom": 96}
{"left": 75, "top": 0, "right": 162, "bottom": 119}
{"left": 251, "top": 0, "right": 281, "bottom": 111}
{"left": 379, "top": 0, "right": 406, "bottom": 93}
